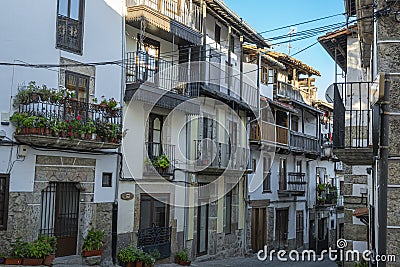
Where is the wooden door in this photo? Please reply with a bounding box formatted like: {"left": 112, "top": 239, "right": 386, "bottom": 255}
{"left": 251, "top": 208, "right": 266, "bottom": 252}
{"left": 276, "top": 209, "right": 289, "bottom": 249}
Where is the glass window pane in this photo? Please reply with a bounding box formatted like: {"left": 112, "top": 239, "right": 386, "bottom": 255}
{"left": 58, "top": 0, "right": 69, "bottom": 16}
{"left": 140, "top": 199, "right": 151, "bottom": 229}
{"left": 153, "top": 118, "right": 161, "bottom": 130}
{"left": 70, "top": 0, "right": 80, "bottom": 20}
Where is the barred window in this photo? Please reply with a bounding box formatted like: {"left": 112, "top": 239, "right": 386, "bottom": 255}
{"left": 0, "top": 175, "right": 9, "bottom": 230}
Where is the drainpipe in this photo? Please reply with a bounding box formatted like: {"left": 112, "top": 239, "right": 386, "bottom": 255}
{"left": 112, "top": 2, "right": 127, "bottom": 263}
{"left": 377, "top": 75, "right": 389, "bottom": 267}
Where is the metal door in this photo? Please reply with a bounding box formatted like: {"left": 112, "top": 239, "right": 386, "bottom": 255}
{"left": 40, "top": 183, "right": 80, "bottom": 257}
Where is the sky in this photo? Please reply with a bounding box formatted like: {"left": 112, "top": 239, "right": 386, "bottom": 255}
{"left": 224, "top": 0, "right": 345, "bottom": 100}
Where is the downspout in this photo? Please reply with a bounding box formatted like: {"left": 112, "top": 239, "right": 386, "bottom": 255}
{"left": 112, "top": 1, "right": 127, "bottom": 263}
{"left": 377, "top": 75, "right": 389, "bottom": 267}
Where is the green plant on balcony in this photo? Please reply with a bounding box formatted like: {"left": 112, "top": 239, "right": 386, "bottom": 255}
{"left": 51, "top": 120, "right": 67, "bottom": 137}
{"left": 317, "top": 183, "right": 327, "bottom": 192}
{"left": 10, "top": 112, "right": 29, "bottom": 133}
{"left": 152, "top": 154, "right": 170, "bottom": 169}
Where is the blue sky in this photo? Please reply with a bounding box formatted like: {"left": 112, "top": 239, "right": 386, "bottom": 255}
{"left": 224, "top": 0, "right": 345, "bottom": 100}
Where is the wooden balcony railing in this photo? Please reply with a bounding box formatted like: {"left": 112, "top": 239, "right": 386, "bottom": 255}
{"left": 56, "top": 15, "right": 83, "bottom": 54}
{"left": 249, "top": 121, "right": 288, "bottom": 145}
{"left": 290, "top": 131, "right": 320, "bottom": 155}
{"left": 276, "top": 81, "right": 304, "bottom": 102}
{"left": 126, "top": 0, "right": 202, "bottom": 31}
{"left": 279, "top": 172, "right": 306, "bottom": 196}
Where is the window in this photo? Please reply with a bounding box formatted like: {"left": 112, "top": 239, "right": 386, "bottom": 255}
{"left": 224, "top": 191, "right": 232, "bottom": 234}
{"left": 65, "top": 71, "right": 89, "bottom": 102}
{"left": 0, "top": 175, "right": 9, "bottom": 230}
{"left": 296, "top": 211, "right": 304, "bottom": 248}
{"left": 296, "top": 160, "right": 302, "bottom": 173}
{"left": 261, "top": 67, "right": 268, "bottom": 84}
{"left": 229, "top": 34, "right": 235, "bottom": 53}
{"left": 268, "top": 69, "right": 275, "bottom": 84}
{"left": 263, "top": 157, "right": 271, "bottom": 192}
{"left": 292, "top": 116, "right": 299, "bottom": 131}
{"left": 102, "top": 173, "right": 112, "bottom": 187}
{"left": 215, "top": 24, "right": 221, "bottom": 44}
{"left": 56, "top": 0, "right": 84, "bottom": 54}
{"left": 140, "top": 194, "right": 169, "bottom": 229}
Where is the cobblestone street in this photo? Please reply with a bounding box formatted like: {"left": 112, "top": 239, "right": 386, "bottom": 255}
{"left": 157, "top": 255, "right": 337, "bottom": 267}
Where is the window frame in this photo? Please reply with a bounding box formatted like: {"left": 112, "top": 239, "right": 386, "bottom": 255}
{"left": 139, "top": 194, "right": 170, "bottom": 229}
{"left": 56, "top": 0, "right": 85, "bottom": 54}
{"left": 65, "top": 71, "right": 90, "bottom": 103}
{"left": 262, "top": 156, "right": 271, "bottom": 192}
{"left": 0, "top": 174, "right": 9, "bottom": 231}
{"left": 215, "top": 24, "right": 221, "bottom": 45}
{"left": 101, "top": 173, "right": 113, "bottom": 188}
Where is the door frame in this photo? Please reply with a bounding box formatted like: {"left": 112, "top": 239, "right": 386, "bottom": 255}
{"left": 196, "top": 203, "right": 209, "bottom": 256}
{"left": 251, "top": 207, "right": 267, "bottom": 252}
{"left": 275, "top": 208, "right": 289, "bottom": 250}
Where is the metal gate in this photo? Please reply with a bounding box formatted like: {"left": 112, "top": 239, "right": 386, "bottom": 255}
{"left": 137, "top": 226, "right": 172, "bottom": 259}
{"left": 40, "top": 182, "right": 80, "bottom": 257}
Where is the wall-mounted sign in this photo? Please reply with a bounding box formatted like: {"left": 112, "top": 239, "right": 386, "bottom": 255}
{"left": 121, "top": 192, "right": 134, "bottom": 201}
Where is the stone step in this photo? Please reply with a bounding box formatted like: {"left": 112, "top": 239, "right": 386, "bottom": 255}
{"left": 53, "top": 255, "right": 84, "bottom": 266}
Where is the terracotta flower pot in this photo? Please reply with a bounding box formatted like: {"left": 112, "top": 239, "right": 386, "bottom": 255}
{"left": 82, "top": 249, "right": 103, "bottom": 257}
{"left": 136, "top": 261, "right": 143, "bottom": 267}
{"left": 22, "top": 258, "right": 44, "bottom": 266}
{"left": 126, "top": 262, "right": 135, "bottom": 267}
{"left": 44, "top": 254, "right": 56, "bottom": 266}
{"left": 178, "top": 260, "right": 191, "bottom": 266}
{"left": 5, "top": 258, "right": 22, "bottom": 265}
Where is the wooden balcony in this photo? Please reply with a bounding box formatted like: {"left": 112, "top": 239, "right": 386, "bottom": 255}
{"left": 278, "top": 172, "right": 306, "bottom": 197}
{"left": 249, "top": 121, "right": 288, "bottom": 148}
{"left": 126, "top": 0, "right": 202, "bottom": 44}
{"left": 289, "top": 131, "right": 320, "bottom": 157}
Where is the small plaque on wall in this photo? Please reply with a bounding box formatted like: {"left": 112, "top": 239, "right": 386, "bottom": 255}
{"left": 121, "top": 192, "right": 134, "bottom": 201}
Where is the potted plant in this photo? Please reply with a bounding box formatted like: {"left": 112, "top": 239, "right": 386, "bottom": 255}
{"left": 5, "top": 238, "right": 27, "bottom": 265}
{"left": 0, "top": 253, "right": 5, "bottom": 264}
{"left": 153, "top": 154, "right": 170, "bottom": 174}
{"left": 175, "top": 249, "right": 191, "bottom": 266}
{"left": 82, "top": 229, "right": 104, "bottom": 257}
{"left": 84, "top": 120, "right": 97, "bottom": 140}
{"left": 22, "top": 239, "right": 47, "bottom": 266}
{"left": 10, "top": 112, "right": 29, "bottom": 134}
{"left": 143, "top": 250, "right": 159, "bottom": 267}
{"left": 40, "top": 236, "right": 57, "bottom": 266}
{"left": 99, "top": 96, "right": 108, "bottom": 108}
{"left": 118, "top": 245, "right": 137, "bottom": 267}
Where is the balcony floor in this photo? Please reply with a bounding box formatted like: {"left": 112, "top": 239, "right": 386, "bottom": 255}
{"left": 15, "top": 135, "right": 120, "bottom": 151}
{"left": 333, "top": 147, "right": 374, "bottom": 165}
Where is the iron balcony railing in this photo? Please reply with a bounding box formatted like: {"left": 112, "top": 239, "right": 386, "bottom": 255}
{"left": 194, "top": 139, "right": 248, "bottom": 171}
{"left": 126, "top": 0, "right": 202, "bottom": 31}
{"left": 15, "top": 94, "right": 122, "bottom": 143}
{"left": 137, "top": 226, "right": 172, "bottom": 259}
{"left": 276, "top": 81, "right": 304, "bottom": 102}
{"left": 125, "top": 51, "right": 259, "bottom": 110}
{"left": 290, "top": 131, "right": 320, "bottom": 154}
{"left": 279, "top": 172, "right": 306, "bottom": 193}
{"left": 333, "top": 82, "right": 373, "bottom": 149}
{"left": 144, "top": 142, "right": 175, "bottom": 176}
{"left": 56, "top": 15, "right": 83, "bottom": 54}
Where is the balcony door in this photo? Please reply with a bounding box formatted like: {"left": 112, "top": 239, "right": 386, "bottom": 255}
{"left": 137, "top": 37, "right": 160, "bottom": 82}
{"left": 148, "top": 114, "right": 164, "bottom": 160}
{"left": 279, "top": 158, "right": 287, "bottom": 190}
{"left": 197, "top": 203, "right": 209, "bottom": 256}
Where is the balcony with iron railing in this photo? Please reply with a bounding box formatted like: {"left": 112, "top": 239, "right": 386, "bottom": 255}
{"left": 125, "top": 51, "right": 259, "bottom": 111}
{"left": 126, "top": 0, "right": 202, "bottom": 32}
{"left": 144, "top": 142, "right": 176, "bottom": 177}
{"left": 278, "top": 172, "right": 306, "bottom": 197}
{"left": 11, "top": 92, "right": 122, "bottom": 150}
{"left": 316, "top": 183, "right": 338, "bottom": 207}
{"left": 333, "top": 82, "right": 374, "bottom": 165}
{"left": 193, "top": 139, "right": 249, "bottom": 174}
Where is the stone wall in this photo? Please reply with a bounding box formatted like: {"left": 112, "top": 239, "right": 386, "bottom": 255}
{"left": 0, "top": 155, "right": 114, "bottom": 262}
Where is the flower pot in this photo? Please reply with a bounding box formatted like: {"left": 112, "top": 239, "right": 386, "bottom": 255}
{"left": 44, "top": 254, "right": 56, "bottom": 266}
{"left": 178, "top": 260, "right": 191, "bottom": 266}
{"left": 5, "top": 258, "right": 22, "bottom": 265}
{"left": 135, "top": 261, "right": 143, "bottom": 267}
{"left": 126, "top": 262, "right": 135, "bottom": 267}
{"left": 82, "top": 249, "right": 103, "bottom": 257}
{"left": 22, "top": 258, "right": 44, "bottom": 266}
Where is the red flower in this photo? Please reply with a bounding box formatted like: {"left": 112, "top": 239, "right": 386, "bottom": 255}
{"left": 68, "top": 132, "right": 72, "bottom": 137}
{"left": 77, "top": 115, "right": 82, "bottom": 121}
